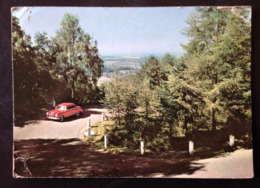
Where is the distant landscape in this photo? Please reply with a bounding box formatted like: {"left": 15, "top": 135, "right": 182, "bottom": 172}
{"left": 98, "top": 53, "right": 182, "bottom": 85}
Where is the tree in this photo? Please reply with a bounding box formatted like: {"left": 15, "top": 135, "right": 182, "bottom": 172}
{"left": 103, "top": 71, "right": 124, "bottom": 127}
{"left": 53, "top": 13, "right": 103, "bottom": 102}
{"left": 206, "top": 7, "right": 251, "bottom": 131}
{"left": 141, "top": 56, "right": 166, "bottom": 89}
{"left": 12, "top": 16, "right": 37, "bottom": 114}
{"left": 181, "top": 7, "right": 251, "bottom": 132}
{"left": 101, "top": 7, "right": 251, "bottom": 150}
{"left": 12, "top": 16, "right": 61, "bottom": 119}
{"left": 181, "top": 7, "right": 230, "bottom": 55}
{"left": 103, "top": 71, "right": 138, "bottom": 128}
{"left": 12, "top": 13, "right": 104, "bottom": 120}
{"left": 160, "top": 53, "right": 176, "bottom": 76}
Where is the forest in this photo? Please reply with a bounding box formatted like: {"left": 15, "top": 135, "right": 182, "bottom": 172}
{"left": 101, "top": 7, "right": 252, "bottom": 151}
{"left": 12, "top": 7, "right": 252, "bottom": 152}
{"left": 12, "top": 13, "right": 104, "bottom": 120}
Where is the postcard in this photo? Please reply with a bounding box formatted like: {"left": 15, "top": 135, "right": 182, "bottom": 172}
{"left": 12, "top": 6, "right": 253, "bottom": 178}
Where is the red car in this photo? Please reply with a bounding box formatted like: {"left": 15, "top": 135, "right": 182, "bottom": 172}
{"left": 46, "top": 102, "right": 83, "bottom": 122}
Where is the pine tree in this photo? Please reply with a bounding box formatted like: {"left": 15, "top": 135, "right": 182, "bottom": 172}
{"left": 141, "top": 56, "right": 166, "bottom": 89}
{"left": 181, "top": 7, "right": 251, "bottom": 132}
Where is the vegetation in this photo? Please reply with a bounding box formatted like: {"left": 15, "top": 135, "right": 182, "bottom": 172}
{"left": 101, "top": 7, "right": 252, "bottom": 152}
{"left": 13, "top": 8, "right": 252, "bottom": 153}
{"left": 12, "top": 13, "right": 104, "bottom": 120}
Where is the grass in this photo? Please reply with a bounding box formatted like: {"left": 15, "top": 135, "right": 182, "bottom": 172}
{"left": 84, "top": 120, "right": 143, "bottom": 154}
{"left": 83, "top": 120, "right": 253, "bottom": 161}
{"left": 84, "top": 120, "right": 113, "bottom": 144}
{"left": 84, "top": 120, "right": 188, "bottom": 159}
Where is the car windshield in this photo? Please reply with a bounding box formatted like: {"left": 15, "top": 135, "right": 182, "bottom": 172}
{"left": 55, "top": 105, "right": 66, "bottom": 110}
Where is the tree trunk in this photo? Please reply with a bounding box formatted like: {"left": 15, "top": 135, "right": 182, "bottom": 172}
{"left": 145, "top": 101, "right": 149, "bottom": 120}
{"left": 117, "top": 106, "right": 121, "bottom": 126}
{"left": 169, "top": 120, "right": 174, "bottom": 140}
{"left": 71, "top": 80, "right": 75, "bottom": 100}
{"left": 184, "top": 117, "right": 188, "bottom": 135}
{"left": 212, "top": 108, "right": 216, "bottom": 132}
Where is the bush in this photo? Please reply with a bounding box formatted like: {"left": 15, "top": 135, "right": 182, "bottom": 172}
{"left": 146, "top": 134, "right": 170, "bottom": 152}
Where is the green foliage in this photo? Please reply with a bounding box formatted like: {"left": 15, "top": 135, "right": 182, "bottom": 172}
{"left": 12, "top": 13, "right": 104, "bottom": 120}
{"left": 180, "top": 7, "right": 251, "bottom": 132}
{"left": 12, "top": 16, "right": 59, "bottom": 118}
{"left": 102, "top": 7, "right": 251, "bottom": 152}
{"left": 102, "top": 73, "right": 138, "bottom": 127}
{"left": 54, "top": 13, "right": 104, "bottom": 102}
{"left": 141, "top": 56, "right": 166, "bottom": 89}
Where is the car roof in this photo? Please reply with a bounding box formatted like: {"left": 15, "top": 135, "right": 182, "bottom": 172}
{"left": 57, "top": 102, "right": 75, "bottom": 107}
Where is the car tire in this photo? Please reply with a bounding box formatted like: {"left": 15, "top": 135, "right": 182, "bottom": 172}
{"left": 76, "top": 111, "right": 80, "bottom": 117}
{"left": 60, "top": 116, "right": 64, "bottom": 122}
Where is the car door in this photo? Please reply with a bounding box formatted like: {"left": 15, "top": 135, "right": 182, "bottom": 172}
{"left": 59, "top": 105, "right": 68, "bottom": 117}
{"left": 63, "top": 105, "right": 70, "bottom": 117}
{"left": 68, "top": 105, "right": 74, "bottom": 116}
{"left": 70, "top": 104, "right": 77, "bottom": 115}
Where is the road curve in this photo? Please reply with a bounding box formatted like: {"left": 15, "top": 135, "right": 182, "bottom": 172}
{"left": 14, "top": 106, "right": 108, "bottom": 141}
{"left": 14, "top": 106, "right": 253, "bottom": 178}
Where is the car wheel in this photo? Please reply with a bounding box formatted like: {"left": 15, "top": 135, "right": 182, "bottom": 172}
{"left": 60, "top": 116, "right": 64, "bottom": 122}
{"left": 76, "top": 111, "right": 80, "bottom": 117}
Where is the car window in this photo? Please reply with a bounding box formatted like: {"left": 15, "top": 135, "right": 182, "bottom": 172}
{"left": 56, "top": 106, "right": 66, "bottom": 110}
{"left": 68, "top": 105, "right": 75, "bottom": 110}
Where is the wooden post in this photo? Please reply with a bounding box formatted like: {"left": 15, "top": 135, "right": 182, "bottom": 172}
{"left": 140, "top": 141, "right": 144, "bottom": 155}
{"left": 101, "top": 113, "right": 104, "bottom": 121}
{"left": 189, "top": 141, "right": 194, "bottom": 155}
{"left": 104, "top": 135, "right": 107, "bottom": 148}
{"left": 229, "top": 135, "right": 235, "bottom": 146}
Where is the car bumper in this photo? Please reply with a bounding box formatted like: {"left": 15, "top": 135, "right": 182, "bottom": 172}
{"left": 46, "top": 116, "right": 60, "bottom": 120}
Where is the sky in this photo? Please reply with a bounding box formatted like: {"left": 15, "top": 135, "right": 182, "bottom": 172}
{"left": 12, "top": 7, "right": 195, "bottom": 56}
